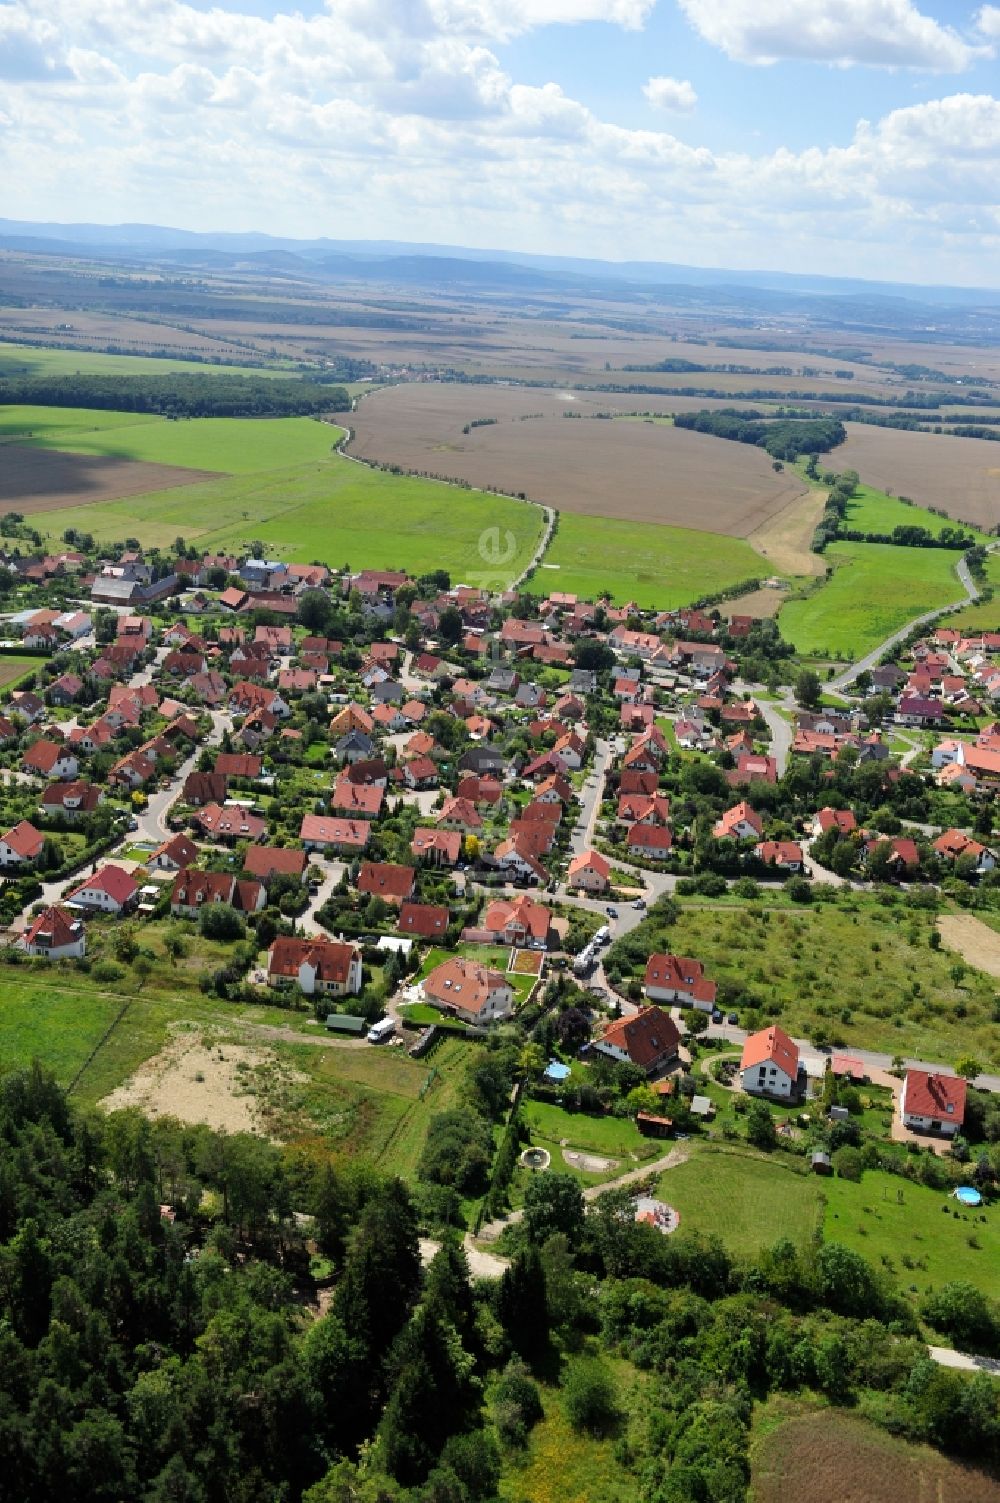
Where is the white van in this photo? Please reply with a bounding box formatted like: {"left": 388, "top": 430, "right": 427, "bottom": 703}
{"left": 366, "top": 1017, "right": 396, "bottom": 1044}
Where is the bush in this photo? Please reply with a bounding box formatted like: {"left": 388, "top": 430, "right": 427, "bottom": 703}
{"left": 91, "top": 960, "right": 125, "bottom": 983}
{"left": 199, "top": 903, "right": 246, "bottom": 942}
{"left": 563, "top": 1357, "right": 620, "bottom": 1436}
{"left": 832, "top": 1145, "right": 864, "bottom": 1181}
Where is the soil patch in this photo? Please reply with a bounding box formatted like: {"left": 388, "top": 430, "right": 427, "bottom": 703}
{"left": 723, "top": 587, "right": 787, "bottom": 619}
{"left": 746, "top": 486, "right": 828, "bottom": 577}
{"left": 349, "top": 383, "right": 811, "bottom": 537}
{"left": 563, "top": 1148, "right": 620, "bottom": 1173}
{"left": 0, "top": 443, "right": 221, "bottom": 512}
{"left": 752, "top": 1406, "right": 1000, "bottom": 1503}
{"left": 99, "top": 1031, "right": 305, "bottom": 1137}
{"left": 834, "top": 422, "right": 1000, "bottom": 530}
{"left": 937, "top": 913, "right": 1000, "bottom": 978}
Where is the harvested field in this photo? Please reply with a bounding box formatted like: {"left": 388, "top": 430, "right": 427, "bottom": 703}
{"left": 723, "top": 587, "right": 787, "bottom": 619}
{"left": 348, "top": 383, "right": 811, "bottom": 535}
{"left": 751, "top": 1405, "right": 1000, "bottom": 1503}
{"left": 0, "top": 442, "right": 219, "bottom": 512}
{"left": 100, "top": 1032, "right": 304, "bottom": 1137}
{"left": 937, "top": 913, "right": 1000, "bottom": 979}
{"left": 834, "top": 422, "right": 1000, "bottom": 530}
{"left": 746, "top": 485, "right": 828, "bottom": 577}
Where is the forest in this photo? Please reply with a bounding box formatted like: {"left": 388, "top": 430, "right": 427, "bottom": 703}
{"left": 2, "top": 1060, "right": 1000, "bottom": 1503}
{"left": 673, "top": 410, "right": 846, "bottom": 460}
{"left": 0, "top": 373, "right": 350, "bottom": 418}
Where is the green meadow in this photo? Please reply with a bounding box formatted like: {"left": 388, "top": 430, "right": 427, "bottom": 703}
{"left": 0, "top": 342, "right": 288, "bottom": 380}
{"left": 657, "top": 1146, "right": 824, "bottom": 1260}
{"left": 778, "top": 541, "right": 963, "bottom": 657}
{"left": 4, "top": 405, "right": 338, "bottom": 473}
{"left": 939, "top": 552, "right": 1000, "bottom": 631}
{"left": 526, "top": 512, "right": 762, "bottom": 608}
{"left": 843, "top": 480, "right": 992, "bottom": 547}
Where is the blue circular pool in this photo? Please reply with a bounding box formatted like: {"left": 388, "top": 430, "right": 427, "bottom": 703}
{"left": 955, "top": 1186, "right": 982, "bottom": 1207}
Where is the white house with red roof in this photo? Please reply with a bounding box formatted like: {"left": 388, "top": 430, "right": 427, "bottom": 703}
{"left": 567, "top": 848, "right": 610, "bottom": 893}
{"left": 591, "top": 1006, "right": 680, "bottom": 1076}
{"left": 901, "top": 1069, "right": 967, "bottom": 1138}
{"left": 67, "top": 864, "right": 139, "bottom": 915}
{"left": 19, "top": 905, "right": 85, "bottom": 960}
{"left": 713, "top": 802, "right": 763, "bottom": 841}
{"left": 0, "top": 820, "right": 44, "bottom": 867}
{"left": 267, "top": 936, "right": 362, "bottom": 997}
{"left": 644, "top": 954, "right": 717, "bottom": 1011}
{"left": 739, "top": 1025, "right": 801, "bottom": 1099}
{"left": 422, "top": 956, "right": 514, "bottom": 1025}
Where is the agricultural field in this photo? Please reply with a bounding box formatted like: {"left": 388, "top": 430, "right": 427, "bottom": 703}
{"left": 529, "top": 513, "right": 762, "bottom": 608}
{"left": 0, "top": 443, "right": 221, "bottom": 513}
{"left": 750, "top": 1399, "right": 1000, "bottom": 1503}
{"left": 823, "top": 1168, "right": 1000, "bottom": 1303}
{"left": 778, "top": 541, "right": 963, "bottom": 657}
{"left": 348, "top": 381, "right": 812, "bottom": 534}
{"left": 833, "top": 422, "right": 1000, "bottom": 532}
{"left": 4, "top": 406, "right": 339, "bottom": 474}
{"left": 660, "top": 897, "right": 1000, "bottom": 1065}
{"left": 0, "top": 654, "right": 45, "bottom": 691}
{"left": 939, "top": 552, "right": 1000, "bottom": 630}
{"left": 842, "top": 478, "right": 993, "bottom": 545}
{"left": 656, "top": 1145, "right": 824, "bottom": 1259}
{"left": 0, "top": 341, "right": 287, "bottom": 380}
{"left": 26, "top": 433, "right": 544, "bottom": 585}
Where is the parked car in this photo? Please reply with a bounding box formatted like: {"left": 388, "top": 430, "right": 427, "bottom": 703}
{"left": 727, "top": 1012, "right": 739, "bottom": 1025}
{"left": 633, "top": 897, "right": 646, "bottom": 910}
{"left": 605, "top": 905, "right": 618, "bottom": 919}
{"left": 711, "top": 1009, "right": 723, "bottom": 1024}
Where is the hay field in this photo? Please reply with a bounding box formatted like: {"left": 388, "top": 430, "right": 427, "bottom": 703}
{"left": 0, "top": 443, "right": 221, "bottom": 512}
{"left": 779, "top": 542, "right": 963, "bottom": 658}
{"left": 348, "top": 383, "right": 810, "bottom": 536}
{"left": 834, "top": 423, "right": 1000, "bottom": 530}
{"left": 0, "top": 341, "right": 288, "bottom": 379}
{"left": 528, "top": 513, "right": 761, "bottom": 607}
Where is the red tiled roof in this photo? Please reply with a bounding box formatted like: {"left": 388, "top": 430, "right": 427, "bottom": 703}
{"left": 903, "top": 1069, "right": 967, "bottom": 1124}
{"left": 740, "top": 1025, "right": 799, "bottom": 1076}
{"left": 398, "top": 901, "right": 450, "bottom": 937}
{"left": 598, "top": 1006, "right": 680, "bottom": 1070}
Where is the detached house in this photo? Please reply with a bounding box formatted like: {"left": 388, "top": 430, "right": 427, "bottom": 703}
{"left": 66, "top": 865, "right": 139, "bottom": 915}
{"left": 23, "top": 740, "right": 78, "bottom": 782}
{"left": 644, "top": 954, "right": 717, "bottom": 1011}
{"left": 300, "top": 814, "right": 370, "bottom": 854}
{"left": 900, "top": 1069, "right": 967, "bottom": 1138}
{"left": 170, "top": 870, "right": 265, "bottom": 918}
{"left": 422, "top": 956, "right": 514, "bottom": 1026}
{"left": 567, "top": 849, "right": 610, "bottom": 893}
{"left": 739, "top": 1026, "right": 801, "bottom": 1100}
{"left": 713, "top": 802, "right": 763, "bottom": 842}
{"left": 0, "top": 820, "right": 44, "bottom": 867}
{"left": 19, "top": 905, "right": 85, "bottom": 960}
{"left": 267, "top": 936, "right": 362, "bottom": 997}
{"left": 591, "top": 1007, "right": 680, "bottom": 1077}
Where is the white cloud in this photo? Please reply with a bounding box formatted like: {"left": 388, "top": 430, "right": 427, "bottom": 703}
{"left": 3, "top": 0, "right": 1000, "bottom": 281}
{"left": 643, "top": 75, "right": 697, "bottom": 110}
{"left": 679, "top": 0, "right": 988, "bottom": 71}
{"left": 976, "top": 4, "right": 1000, "bottom": 38}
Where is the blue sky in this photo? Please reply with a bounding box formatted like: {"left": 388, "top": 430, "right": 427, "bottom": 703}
{"left": 3, "top": 0, "right": 1000, "bottom": 284}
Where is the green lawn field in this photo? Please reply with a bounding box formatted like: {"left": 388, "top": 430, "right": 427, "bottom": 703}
{"left": 34, "top": 448, "right": 545, "bottom": 586}
{"left": 823, "top": 1168, "right": 1000, "bottom": 1303}
{"left": 656, "top": 1145, "right": 824, "bottom": 1259}
{"left": 4, "top": 405, "right": 338, "bottom": 473}
{"left": 778, "top": 541, "right": 963, "bottom": 657}
{"left": 0, "top": 343, "right": 289, "bottom": 380}
{"left": 659, "top": 898, "right": 1000, "bottom": 1065}
{"left": 843, "top": 481, "right": 992, "bottom": 546}
{"left": 939, "top": 553, "right": 1000, "bottom": 631}
{"left": 527, "top": 513, "right": 762, "bottom": 608}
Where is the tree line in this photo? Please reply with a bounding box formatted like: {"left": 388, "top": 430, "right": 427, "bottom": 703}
{"left": 0, "top": 373, "right": 350, "bottom": 418}
{"left": 673, "top": 410, "right": 846, "bottom": 460}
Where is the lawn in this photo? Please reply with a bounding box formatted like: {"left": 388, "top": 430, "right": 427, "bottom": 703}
{"left": 0, "top": 655, "right": 44, "bottom": 692}
{"left": 523, "top": 1100, "right": 657, "bottom": 1158}
{"left": 823, "top": 1167, "right": 1000, "bottom": 1304}
{"left": 656, "top": 1144, "right": 824, "bottom": 1259}
{"left": 662, "top": 897, "right": 1000, "bottom": 1065}
{"left": 750, "top": 1397, "right": 1000, "bottom": 1503}
{"left": 37, "top": 449, "right": 545, "bottom": 587}
{"left": 527, "top": 513, "right": 763, "bottom": 609}
{"left": 6, "top": 406, "right": 339, "bottom": 474}
{"left": 843, "top": 481, "right": 992, "bottom": 547}
{"left": 0, "top": 343, "right": 291, "bottom": 381}
{"left": 778, "top": 541, "right": 964, "bottom": 657}
{"left": 939, "top": 552, "right": 1000, "bottom": 631}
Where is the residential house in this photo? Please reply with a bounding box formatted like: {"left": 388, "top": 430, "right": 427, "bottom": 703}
{"left": 755, "top": 840, "right": 805, "bottom": 873}
{"left": 170, "top": 870, "right": 265, "bottom": 918}
{"left": 357, "top": 861, "right": 415, "bottom": 906}
{"left": 900, "top": 1069, "right": 967, "bottom": 1138}
{"left": 23, "top": 740, "right": 79, "bottom": 782}
{"left": 300, "top": 814, "right": 370, "bottom": 855}
{"left": 19, "top": 905, "right": 85, "bottom": 960}
{"left": 398, "top": 901, "right": 450, "bottom": 939}
{"left": 66, "top": 865, "right": 139, "bottom": 915}
{"left": 243, "top": 846, "right": 308, "bottom": 882}
{"left": 194, "top": 803, "right": 267, "bottom": 843}
{"left": 149, "top": 833, "right": 199, "bottom": 872}
{"left": 933, "top": 828, "right": 995, "bottom": 873}
{"left": 0, "top": 820, "right": 44, "bottom": 867}
{"left": 39, "top": 781, "right": 102, "bottom": 822}
{"left": 591, "top": 1007, "right": 680, "bottom": 1076}
{"left": 812, "top": 807, "right": 857, "bottom": 837}
{"left": 422, "top": 956, "right": 514, "bottom": 1025}
{"left": 267, "top": 935, "right": 362, "bottom": 996}
{"left": 480, "top": 896, "right": 553, "bottom": 949}
{"left": 739, "top": 1026, "right": 801, "bottom": 1099}
{"left": 567, "top": 849, "right": 610, "bottom": 893}
{"left": 627, "top": 824, "right": 674, "bottom": 860}
{"left": 411, "top": 828, "right": 462, "bottom": 866}
{"left": 643, "top": 954, "right": 717, "bottom": 1011}
{"left": 713, "top": 802, "right": 763, "bottom": 841}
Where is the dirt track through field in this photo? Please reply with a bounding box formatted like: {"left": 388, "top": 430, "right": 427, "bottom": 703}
{"left": 349, "top": 383, "right": 811, "bottom": 536}
{"left": 835, "top": 422, "right": 1000, "bottom": 530}
{"left": 0, "top": 444, "right": 221, "bottom": 512}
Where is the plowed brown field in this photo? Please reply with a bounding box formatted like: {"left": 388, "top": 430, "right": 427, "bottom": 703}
{"left": 348, "top": 383, "right": 809, "bottom": 536}
{"left": 0, "top": 444, "right": 220, "bottom": 512}
{"left": 835, "top": 422, "right": 1000, "bottom": 530}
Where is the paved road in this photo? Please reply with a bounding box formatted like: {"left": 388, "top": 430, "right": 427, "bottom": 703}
{"left": 930, "top": 1346, "right": 1000, "bottom": 1377}
{"left": 754, "top": 688, "right": 795, "bottom": 777}
{"left": 569, "top": 737, "right": 614, "bottom": 859}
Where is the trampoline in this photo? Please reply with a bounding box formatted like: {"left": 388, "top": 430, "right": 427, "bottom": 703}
{"left": 954, "top": 1186, "right": 983, "bottom": 1207}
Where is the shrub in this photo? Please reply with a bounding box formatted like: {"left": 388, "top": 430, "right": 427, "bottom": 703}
{"left": 563, "top": 1357, "right": 620, "bottom": 1436}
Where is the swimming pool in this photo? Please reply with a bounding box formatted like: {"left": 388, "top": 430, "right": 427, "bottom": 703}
{"left": 955, "top": 1186, "right": 983, "bottom": 1207}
